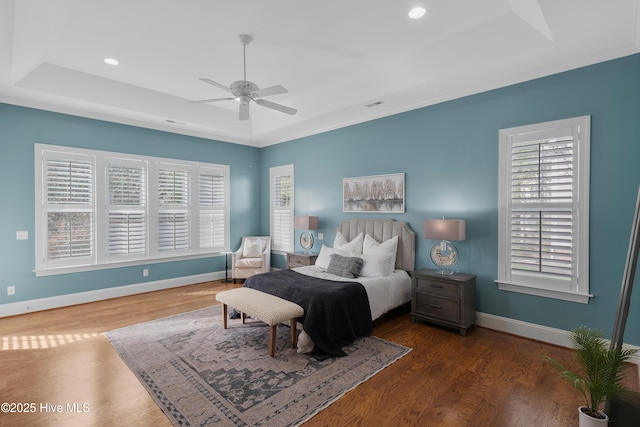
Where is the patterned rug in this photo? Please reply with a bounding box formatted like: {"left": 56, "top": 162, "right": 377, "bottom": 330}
{"left": 105, "top": 305, "right": 411, "bottom": 426}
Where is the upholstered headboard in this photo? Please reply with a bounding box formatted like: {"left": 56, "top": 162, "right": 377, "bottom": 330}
{"left": 336, "top": 219, "right": 415, "bottom": 272}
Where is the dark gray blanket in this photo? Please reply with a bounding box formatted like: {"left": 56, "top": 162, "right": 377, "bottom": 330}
{"left": 243, "top": 269, "right": 373, "bottom": 357}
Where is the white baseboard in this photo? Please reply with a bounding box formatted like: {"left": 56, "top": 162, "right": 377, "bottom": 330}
{"left": 476, "top": 312, "right": 640, "bottom": 366}
{"left": 0, "top": 271, "right": 225, "bottom": 318}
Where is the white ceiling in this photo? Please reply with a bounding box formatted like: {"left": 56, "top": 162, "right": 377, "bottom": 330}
{"left": 1, "top": 0, "right": 639, "bottom": 147}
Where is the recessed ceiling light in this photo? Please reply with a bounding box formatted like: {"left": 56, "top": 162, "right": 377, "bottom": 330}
{"left": 408, "top": 6, "right": 426, "bottom": 19}
{"left": 104, "top": 58, "right": 119, "bottom": 66}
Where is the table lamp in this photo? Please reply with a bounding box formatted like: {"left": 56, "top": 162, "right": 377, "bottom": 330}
{"left": 295, "top": 216, "right": 318, "bottom": 254}
{"left": 424, "top": 218, "right": 465, "bottom": 275}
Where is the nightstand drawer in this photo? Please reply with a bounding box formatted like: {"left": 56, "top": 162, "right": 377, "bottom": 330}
{"left": 287, "top": 253, "right": 318, "bottom": 268}
{"left": 414, "top": 293, "right": 459, "bottom": 323}
{"left": 415, "top": 277, "right": 459, "bottom": 298}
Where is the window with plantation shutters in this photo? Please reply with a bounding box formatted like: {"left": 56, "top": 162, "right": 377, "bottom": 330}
{"left": 157, "top": 165, "right": 190, "bottom": 252}
{"left": 43, "top": 153, "right": 95, "bottom": 267}
{"left": 270, "top": 165, "right": 294, "bottom": 252}
{"left": 498, "top": 116, "right": 590, "bottom": 303}
{"left": 198, "top": 167, "right": 227, "bottom": 251}
{"left": 35, "top": 144, "right": 230, "bottom": 276}
{"left": 106, "top": 159, "right": 146, "bottom": 257}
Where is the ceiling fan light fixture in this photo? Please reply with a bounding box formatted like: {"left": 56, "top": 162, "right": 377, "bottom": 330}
{"left": 104, "top": 58, "right": 119, "bottom": 65}
{"left": 408, "top": 6, "right": 426, "bottom": 19}
{"left": 189, "top": 34, "right": 297, "bottom": 120}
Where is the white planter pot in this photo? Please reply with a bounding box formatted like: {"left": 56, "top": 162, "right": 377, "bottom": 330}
{"left": 578, "top": 406, "right": 609, "bottom": 427}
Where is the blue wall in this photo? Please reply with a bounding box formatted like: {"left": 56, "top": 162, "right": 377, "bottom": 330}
{"left": 2, "top": 54, "right": 639, "bottom": 346}
{"left": 0, "top": 105, "right": 261, "bottom": 303}
{"left": 261, "top": 54, "right": 640, "bottom": 345}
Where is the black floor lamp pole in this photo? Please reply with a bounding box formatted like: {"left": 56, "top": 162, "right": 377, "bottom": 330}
{"left": 221, "top": 252, "right": 231, "bottom": 283}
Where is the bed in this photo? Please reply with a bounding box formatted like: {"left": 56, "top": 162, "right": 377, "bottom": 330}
{"left": 243, "top": 218, "right": 415, "bottom": 357}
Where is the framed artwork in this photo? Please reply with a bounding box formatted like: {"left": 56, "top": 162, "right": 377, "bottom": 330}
{"left": 343, "top": 173, "right": 405, "bottom": 213}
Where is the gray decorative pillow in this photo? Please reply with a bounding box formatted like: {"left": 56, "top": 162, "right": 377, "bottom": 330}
{"left": 326, "top": 253, "right": 364, "bottom": 278}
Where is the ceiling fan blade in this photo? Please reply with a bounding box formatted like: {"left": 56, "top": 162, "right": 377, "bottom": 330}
{"left": 251, "top": 85, "right": 288, "bottom": 98}
{"left": 239, "top": 102, "right": 250, "bottom": 120}
{"left": 188, "top": 97, "right": 235, "bottom": 104}
{"left": 199, "top": 78, "right": 234, "bottom": 94}
{"left": 255, "top": 99, "right": 298, "bottom": 115}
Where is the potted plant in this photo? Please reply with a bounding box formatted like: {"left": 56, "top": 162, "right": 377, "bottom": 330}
{"left": 545, "top": 326, "right": 639, "bottom": 426}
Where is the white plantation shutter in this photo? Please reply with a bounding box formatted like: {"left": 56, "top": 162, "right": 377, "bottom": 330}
{"left": 510, "top": 137, "right": 574, "bottom": 276}
{"left": 498, "top": 116, "right": 590, "bottom": 303}
{"left": 106, "top": 160, "right": 146, "bottom": 257}
{"left": 108, "top": 212, "right": 146, "bottom": 254}
{"left": 198, "top": 168, "right": 227, "bottom": 250}
{"left": 44, "top": 154, "right": 95, "bottom": 264}
{"left": 270, "top": 165, "right": 294, "bottom": 252}
{"left": 157, "top": 165, "right": 189, "bottom": 252}
{"left": 36, "top": 144, "right": 230, "bottom": 275}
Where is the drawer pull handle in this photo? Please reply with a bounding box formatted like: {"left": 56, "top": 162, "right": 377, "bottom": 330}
{"left": 430, "top": 304, "right": 443, "bottom": 309}
{"left": 431, "top": 284, "right": 444, "bottom": 289}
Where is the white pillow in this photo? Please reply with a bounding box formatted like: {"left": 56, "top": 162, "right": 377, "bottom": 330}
{"left": 242, "top": 238, "right": 265, "bottom": 258}
{"left": 333, "top": 232, "right": 364, "bottom": 254}
{"left": 315, "top": 244, "right": 355, "bottom": 270}
{"left": 360, "top": 252, "right": 395, "bottom": 277}
{"left": 363, "top": 234, "right": 398, "bottom": 268}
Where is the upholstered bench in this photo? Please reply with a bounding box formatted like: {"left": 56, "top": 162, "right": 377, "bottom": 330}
{"left": 215, "top": 287, "right": 304, "bottom": 357}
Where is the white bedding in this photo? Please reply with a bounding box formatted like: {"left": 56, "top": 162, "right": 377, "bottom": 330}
{"left": 292, "top": 265, "right": 412, "bottom": 320}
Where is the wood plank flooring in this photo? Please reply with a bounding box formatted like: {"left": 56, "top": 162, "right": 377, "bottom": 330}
{"left": 1, "top": 280, "right": 637, "bottom": 427}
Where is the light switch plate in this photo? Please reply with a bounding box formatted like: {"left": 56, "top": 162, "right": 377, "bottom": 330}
{"left": 16, "top": 231, "right": 28, "bottom": 240}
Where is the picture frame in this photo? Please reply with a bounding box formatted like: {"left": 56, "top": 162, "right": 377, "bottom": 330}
{"left": 343, "top": 173, "right": 405, "bottom": 213}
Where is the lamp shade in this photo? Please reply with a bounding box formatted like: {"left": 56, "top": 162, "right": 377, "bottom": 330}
{"left": 423, "top": 219, "right": 465, "bottom": 241}
{"left": 295, "top": 215, "right": 318, "bottom": 230}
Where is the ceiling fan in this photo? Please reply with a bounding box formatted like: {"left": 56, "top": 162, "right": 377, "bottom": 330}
{"left": 189, "top": 34, "right": 297, "bottom": 120}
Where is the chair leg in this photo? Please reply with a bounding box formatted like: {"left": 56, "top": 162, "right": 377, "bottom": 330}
{"left": 269, "top": 325, "right": 277, "bottom": 357}
{"left": 290, "top": 319, "right": 297, "bottom": 349}
{"left": 222, "top": 304, "right": 228, "bottom": 329}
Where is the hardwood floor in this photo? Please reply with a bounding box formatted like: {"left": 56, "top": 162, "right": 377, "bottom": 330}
{"left": 1, "top": 281, "right": 637, "bottom": 427}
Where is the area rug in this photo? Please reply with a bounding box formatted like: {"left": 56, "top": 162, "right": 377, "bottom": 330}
{"left": 105, "top": 305, "right": 411, "bottom": 426}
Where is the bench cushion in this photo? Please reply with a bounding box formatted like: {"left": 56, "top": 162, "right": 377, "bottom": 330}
{"left": 216, "top": 287, "right": 303, "bottom": 325}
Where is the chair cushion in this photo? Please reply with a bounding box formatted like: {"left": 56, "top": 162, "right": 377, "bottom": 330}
{"left": 236, "top": 257, "right": 263, "bottom": 268}
{"left": 242, "top": 238, "right": 266, "bottom": 258}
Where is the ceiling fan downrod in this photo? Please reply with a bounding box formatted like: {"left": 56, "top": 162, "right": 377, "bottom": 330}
{"left": 239, "top": 34, "right": 252, "bottom": 82}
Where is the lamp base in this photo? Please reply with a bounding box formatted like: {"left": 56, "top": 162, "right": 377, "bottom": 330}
{"left": 300, "top": 231, "right": 314, "bottom": 254}
{"left": 430, "top": 240, "right": 459, "bottom": 275}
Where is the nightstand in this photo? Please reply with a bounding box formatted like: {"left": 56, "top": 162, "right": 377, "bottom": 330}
{"left": 287, "top": 252, "right": 318, "bottom": 268}
{"left": 411, "top": 268, "right": 476, "bottom": 336}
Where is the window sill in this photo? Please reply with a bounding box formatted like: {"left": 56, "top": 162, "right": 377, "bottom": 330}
{"left": 495, "top": 280, "right": 592, "bottom": 304}
{"left": 34, "top": 251, "right": 228, "bottom": 277}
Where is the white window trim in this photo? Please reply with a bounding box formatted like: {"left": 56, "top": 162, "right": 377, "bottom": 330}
{"left": 496, "top": 116, "right": 591, "bottom": 303}
{"left": 35, "top": 143, "right": 230, "bottom": 276}
{"left": 270, "top": 164, "right": 294, "bottom": 254}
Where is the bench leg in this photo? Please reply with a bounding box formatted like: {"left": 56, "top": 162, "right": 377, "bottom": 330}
{"left": 222, "top": 304, "right": 228, "bottom": 329}
{"left": 290, "top": 319, "right": 298, "bottom": 349}
{"left": 269, "top": 325, "right": 277, "bottom": 357}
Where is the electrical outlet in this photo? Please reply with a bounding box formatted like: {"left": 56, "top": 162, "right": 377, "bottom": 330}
{"left": 143, "top": 269, "right": 149, "bottom": 277}
{"left": 7, "top": 286, "right": 15, "bottom": 296}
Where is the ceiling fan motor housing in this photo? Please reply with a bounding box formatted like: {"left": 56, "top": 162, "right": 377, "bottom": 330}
{"left": 230, "top": 80, "right": 259, "bottom": 95}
